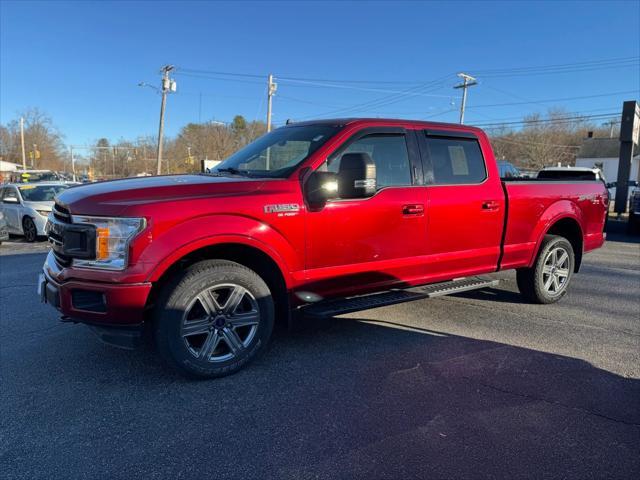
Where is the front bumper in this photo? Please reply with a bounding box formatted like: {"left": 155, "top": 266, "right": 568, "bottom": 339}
{"left": 33, "top": 212, "right": 49, "bottom": 236}
{"left": 41, "top": 252, "right": 152, "bottom": 326}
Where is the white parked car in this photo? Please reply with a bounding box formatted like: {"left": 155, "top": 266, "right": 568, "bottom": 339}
{"left": 0, "top": 182, "right": 70, "bottom": 242}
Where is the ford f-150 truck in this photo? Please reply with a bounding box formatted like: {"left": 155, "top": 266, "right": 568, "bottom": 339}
{"left": 39, "top": 118, "right": 608, "bottom": 378}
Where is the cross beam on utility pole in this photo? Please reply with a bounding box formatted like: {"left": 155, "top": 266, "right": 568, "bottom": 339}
{"left": 454, "top": 73, "right": 477, "bottom": 124}
{"left": 266, "top": 73, "right": 277, "bottom": 133}
{"left": 19, "top": 117, "right": 27, "bottom": 169}
{"left": 156, "top": 65, "right": 176, "bottom": 175}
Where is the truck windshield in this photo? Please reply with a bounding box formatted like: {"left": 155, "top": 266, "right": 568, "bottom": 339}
{"left": 212, "top": 124, "right": 340, "bottom": 178}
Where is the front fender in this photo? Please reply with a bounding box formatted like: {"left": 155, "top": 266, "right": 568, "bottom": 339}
{"left": 139, "top": 214, "right": 299, "bottom": 286}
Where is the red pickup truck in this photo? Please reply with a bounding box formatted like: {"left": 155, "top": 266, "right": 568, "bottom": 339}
{"left": 40, "top": 118, "right": 607, "bottom": 378}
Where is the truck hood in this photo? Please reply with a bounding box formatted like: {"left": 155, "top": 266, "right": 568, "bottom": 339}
{"left": 56, "top": 174, "right": 265, "bottom": 217}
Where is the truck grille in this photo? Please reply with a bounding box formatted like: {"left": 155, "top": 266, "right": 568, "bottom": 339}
{"left": 48, "top": 202, "right": 96, "bottom": 269}
{"left": 53, "top": 202, "right": 71, "bottom": 223}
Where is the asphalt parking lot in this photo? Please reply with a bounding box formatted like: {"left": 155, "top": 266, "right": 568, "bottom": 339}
{"left": 1, "top": 234, "right": 639, "bottom": 479}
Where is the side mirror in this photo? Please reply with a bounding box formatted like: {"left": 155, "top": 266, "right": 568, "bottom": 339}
{"left": 2, "top": 196, "right": 19, "bottom": 204}
{"left": 305, "top": 171, "right": 339, "bottom": 207}
{"left": 337, "top": 152, "right": 377, "bottom": 199}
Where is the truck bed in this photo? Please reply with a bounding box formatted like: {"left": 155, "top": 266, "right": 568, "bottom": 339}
{"left": 500, "top": 180, "right": 608, "bottom": 270}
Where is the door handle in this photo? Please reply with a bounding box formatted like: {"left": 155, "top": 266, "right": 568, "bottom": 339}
{"left": 402, "top": 204, "right": 424, "bottom": 216}
{"left": 481, "top": 200, "right": 500, "bottom": 211}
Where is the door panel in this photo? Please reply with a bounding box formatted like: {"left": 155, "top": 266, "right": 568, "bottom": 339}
{"left": 305, "top": 188, "right": 428, "bottom": 296}
{"left": 421, "top": 133, "right": 504, "bottom": 277}
{"left": 304, "top": 130, "right": 428, "bottom": 298}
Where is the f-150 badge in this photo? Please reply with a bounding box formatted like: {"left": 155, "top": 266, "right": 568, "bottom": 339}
{"left": 264, "top": 204, "right": 300, "bottom": 215}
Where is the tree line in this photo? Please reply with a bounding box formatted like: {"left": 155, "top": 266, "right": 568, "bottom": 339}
{"left": 0, "top": 107, "right": 620, "bottom": 178}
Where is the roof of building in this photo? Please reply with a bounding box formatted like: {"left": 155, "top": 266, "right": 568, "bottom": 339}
{"left": 577, "top": 137, "right": 620, "bottom": 159}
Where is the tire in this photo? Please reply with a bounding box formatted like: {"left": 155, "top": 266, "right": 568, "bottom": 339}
{"left": 154, "top": 260, "right": 275, "bottom": 378}
{"left": 22, "top": 217, "right": 37, "bottom": 242}
{"left": 516, "top": 235, "right": 574, "bottom": 304}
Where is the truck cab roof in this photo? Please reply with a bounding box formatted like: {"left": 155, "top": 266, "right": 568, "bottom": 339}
{"left": 282, "top": 117, "right": 486, "bottom": 134}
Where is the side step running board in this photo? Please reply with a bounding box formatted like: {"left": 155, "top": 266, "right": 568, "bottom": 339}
{"left": 410, "top": 277, "right": 500, "bottom": 298}
{"left": 301, "top": 277, "right": 500, "bottom": 318}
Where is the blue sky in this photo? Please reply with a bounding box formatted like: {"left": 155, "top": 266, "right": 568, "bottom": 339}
{"left": 1, "top": 0, "right": 639, "bottom": 148}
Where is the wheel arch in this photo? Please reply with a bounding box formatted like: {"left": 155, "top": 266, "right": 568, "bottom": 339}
{"left": 540, "top": 216, "right": 584, "bottom": 272}
{"left": 146, "top": 240, "right": 291, "bottom": 328}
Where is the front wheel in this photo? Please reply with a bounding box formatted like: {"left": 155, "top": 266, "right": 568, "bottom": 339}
{"left": 22, "top": 217, "right": 37, "bottom": 242}
{"left": 154, "top": 260, "right": 274, "bottom": 378}
{"left": 516, "top": 235, "right": 575, "bottom": 304}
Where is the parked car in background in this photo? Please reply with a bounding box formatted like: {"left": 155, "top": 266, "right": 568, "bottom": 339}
{"left": 537, "top": 166, "right": 606, "bottom": 183}
{"left": 629, "top": 188, "right": 640, "bottom": 234}
{"left": 497, "top": 160, "right": 522, "bottom": 178}
{"left": 0, "top": 211, "right": 9, "bottom": 244}
{"left": 606, "top": 180, "right": 639, "bottom": 209}
{"left": 0, "top": 182, "right": 70, "bottom": 241}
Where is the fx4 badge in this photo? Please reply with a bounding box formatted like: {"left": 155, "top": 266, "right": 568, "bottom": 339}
{"left": 264, "top": 204, "right": 300, "bottom": 215}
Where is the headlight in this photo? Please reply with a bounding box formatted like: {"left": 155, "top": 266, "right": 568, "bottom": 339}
{"left": 72, "top": 216, "right": 146, "bottom": 270}
{"left": 36, "top": 210, "right": 50, "bottom": 217}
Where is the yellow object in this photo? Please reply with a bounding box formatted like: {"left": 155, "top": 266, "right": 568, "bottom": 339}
{"left": 96, "top": 228, "right": 110, "bottom": 260}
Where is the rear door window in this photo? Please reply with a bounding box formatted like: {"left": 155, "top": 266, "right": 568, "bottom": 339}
{"left": 424, "top": 135, "right": 487, "bottom": 185}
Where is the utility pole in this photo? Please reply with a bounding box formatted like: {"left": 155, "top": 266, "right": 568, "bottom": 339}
{"left": 156, "top": 65, "right": 176, "bottom": 175}
{"left": 32, "top": 144, "right": 37, "bottom": 168}
{"left": 266, "top": 73, "right": 277, "bottom": 132}
{"left": 19, "top": 117, "right": 27, "bottom": 169}
{"left": 69, "top": 146, "right": 76, "bottom": 182}
{"left": 603, "top": 119, "right": 617, "bottom": 138}
{"left": 454, "top": 73, "right": 477, "bottom": 124}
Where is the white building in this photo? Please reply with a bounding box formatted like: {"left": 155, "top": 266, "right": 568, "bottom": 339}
{"left": 575, "top": 137, "right": 639, "bottom": 183}
{"left": 0, "top": 160, "right": 21, "bottom": 173}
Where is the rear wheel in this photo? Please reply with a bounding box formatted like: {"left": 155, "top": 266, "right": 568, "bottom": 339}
{"left": 517, "top": 235, "right": 574, "bottom": 304}
{"left": 154, "top": 260, "right": 274, "bottom": 378}
{"left": 22, "top": 217, "right": 37, "bottom": 242}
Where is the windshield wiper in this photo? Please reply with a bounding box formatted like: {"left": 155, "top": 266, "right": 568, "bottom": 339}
{"left": 215, "top": 167, "right": 256, "bottom": 177}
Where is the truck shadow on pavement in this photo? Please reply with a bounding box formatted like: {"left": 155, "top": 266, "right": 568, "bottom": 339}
{"left": 4, "top": 300, "right": 639, "bottom": 478}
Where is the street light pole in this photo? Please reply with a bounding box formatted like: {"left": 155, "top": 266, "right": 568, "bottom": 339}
{"left": 454, "top": 73, "right": 477, "bottom": 124}
{"left": 155, "top": 65, "right": 175, "bottom": 175}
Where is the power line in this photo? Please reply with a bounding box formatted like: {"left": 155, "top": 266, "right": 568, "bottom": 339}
{"left": 472, "top": 56, "right": 639, "bottom": 77}
{"left": 276, "top": 77, "right": 454, "bottom": 97}
{"left": 176, "top": 56, "right": 638, "bottom": 84}
{"left": 467, "top": 107, "right": 621, "bottom": 124}
{"left": 473, "top": 56, "right": 638, "bottom": 72}
{"left": 296, "top": 73, "right": 456, "bottom": 120}
{"left": 474, "top": 112, "right": 619, "bottom": 128}
{"left": 490, "top": 137, "right": 581, "bottom": 149}
{"left": 467, "top": 89, "right": 639, "bottom": 109}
